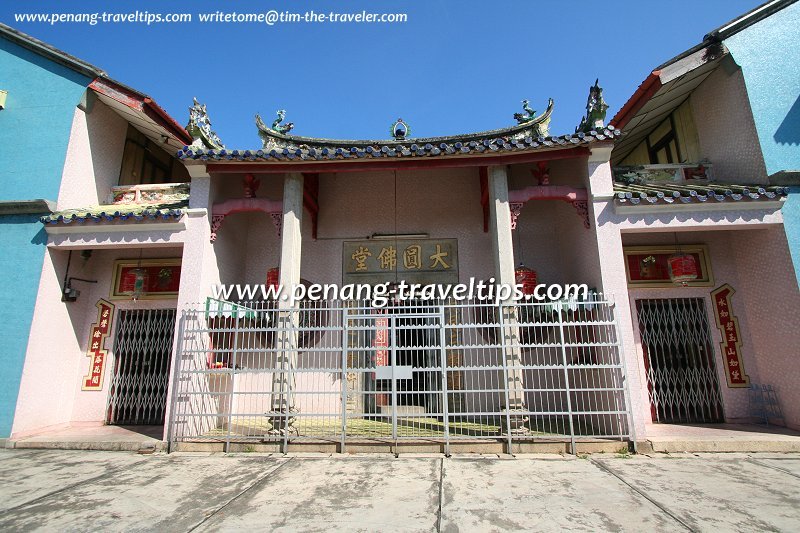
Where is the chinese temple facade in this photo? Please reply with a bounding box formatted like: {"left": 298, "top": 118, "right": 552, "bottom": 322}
{"left": 6, "top": 0, "right": 800, "bottom": 453}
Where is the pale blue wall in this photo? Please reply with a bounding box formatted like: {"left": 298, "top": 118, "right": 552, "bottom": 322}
{"left": 724, "top": 3, "right": 800, "bottom": 286}
{"left": 0, "top": 37, "right": 91, "bottom": 437}
{"left": 785, "top": 187, "right": 800, "bottom": 285}
{"left": 724, "top": 2, "right": 800, "bottom": 176}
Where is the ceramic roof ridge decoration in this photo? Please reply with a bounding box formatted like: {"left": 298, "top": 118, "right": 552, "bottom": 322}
{"left": 271, "top": 110, "right": 294, "bottom": 134}
{"left": 41, "top": 188, "right": 189, "bottom": 225}
{"left": 177, "top": 127, "right": 620, "bottom": 162}
{"left": 576, "top": 79, "right": 609, "bottom": 134}
{"left": 250, "top": 98, "right": 555, "bottom": 152}
{"left": 179, "top": 99, "right": 622, "bottom": 162}
{"left": 186, "top": 97, "right": 225, "bottom": 150}
{"left": 390, "top": 118, "right": 410, "bottom": 140}
{"left": 613, "top": 181, "right": 789, "bottom": 205}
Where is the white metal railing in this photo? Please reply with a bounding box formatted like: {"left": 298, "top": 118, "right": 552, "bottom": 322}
{"left": 168, "top": 298, "right": 633, "bottom": 453}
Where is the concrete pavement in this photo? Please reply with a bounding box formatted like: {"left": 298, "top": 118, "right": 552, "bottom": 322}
{"left": 0, "top": 449, "right": 799, "bottom": 532}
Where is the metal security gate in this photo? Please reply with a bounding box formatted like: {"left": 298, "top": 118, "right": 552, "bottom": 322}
{"left": 107, "top": 308, "right": 177, "bottom": 425}
{"left": 169, "top": 298, "right": 633, "bottom": 453}
{"left": 352, "top": 304, "right": 444, "bottom": 439}
{"left": 635, "top": 298, "right": 723, "bottom": 423}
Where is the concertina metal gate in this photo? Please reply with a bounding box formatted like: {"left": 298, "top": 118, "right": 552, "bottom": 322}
{"left": 107, "top": 309, "right": 177, "bottom": 425}
{"left": 635, "top": 298, "right": 724, "bottom": 424}
{"left": 168, "top": 298, "right": 634, "bottom": 453}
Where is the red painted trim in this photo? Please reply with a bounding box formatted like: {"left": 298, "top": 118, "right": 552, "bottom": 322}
{"left": 89, "top": 78, "right": 192, "bottom": 144}
{"left": 509, "top": 185, "right": 587, "bottom": 204}
{"left": 212, "top": 197, "right": 283, "bottom": 216}
{"left": 205, "top": 146, "right": 592, "bottom": 174}
{"left": 143, "top": 97, "right": 193, "bottom": 145}
{"left": 302, "top": 173, "right": 320, "bottom": 240}
{"left": 609, "top": 70, "right": 663, "bottom": 130}
{"left": 89, "top": 78, "right": 143, "bottom": 109}
{"left": 479, "top": 167, "right": 489, "bottom": 233}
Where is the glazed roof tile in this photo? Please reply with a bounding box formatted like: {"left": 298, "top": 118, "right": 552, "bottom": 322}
{"left": 613, "top": 181, "right": 789, "bottom": 205}
{"left": 41, "top": 196, "right": 188, "bottom": 225}
{"left": 177, "top": 128, "right": 621, "bottom": 162}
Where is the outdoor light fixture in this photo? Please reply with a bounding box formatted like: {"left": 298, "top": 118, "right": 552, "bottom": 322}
{"left": 62, "top": 277, "right": 98, "bottom": 302}
{"left": 668, "top": 234, "right": 699, "bottom": 286}
{"left": 267, "top": 267, "right": 279, "bottom": 289}
{"left": 514, "top": 264, "right": 538, "bottom": 295}
{"left": 130, "top": 250, "right": 149, "bottom": 301}
{"left": 61, "top": 250, "right": 97, "bottom": 302}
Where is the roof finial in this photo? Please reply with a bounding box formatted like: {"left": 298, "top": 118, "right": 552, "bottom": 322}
{"left": 390, "top": 118, "right": 410, "bottom": 140}
{"left": 514, "top": 99, "right": 537, "bottom": 124}
{"left": 513, "top": 98, "right": 553, "bottom": 137}
{"left": 271, "top": 109, "right": 294, "bottom": 135}
{"left": 186, "top": 97, "right": 225, "bottom": 150}
{"left": 576, "top": 79, "right": 609, "bottom": 133}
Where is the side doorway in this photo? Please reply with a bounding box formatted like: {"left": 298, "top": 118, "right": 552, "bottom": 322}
{"left": 635, "top": 298, "right": 724, "bottom": 423}
{"left": 106, "top": 308, "right": 177, "bottom": 426}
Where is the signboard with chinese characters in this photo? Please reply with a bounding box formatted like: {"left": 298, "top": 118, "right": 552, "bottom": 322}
{"left": 111, "top": 259, "right": 181, "bottom": 300}
{"left": 710, "top": 284, "right": 750, "bottom": 388}
{"left": 82, "top": 299, "right": 115, "bottom": 391}
{"left": 343, "top": 239, "right": 459, "bottom": 285}
{"left": 624, "top": 245, "right": 713, "bottom": 288}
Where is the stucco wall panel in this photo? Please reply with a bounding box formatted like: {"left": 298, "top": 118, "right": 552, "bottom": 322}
{"left": 690, "top": 63, "right": 769, "bottom": 184}
{"left": 12, "top": 246, "right": 182, "bottom": 435}
{"left": 623, "top": 231, "right": 763, "bottom": 422}
{"left": 56, "top": 100, "right": 128, "bottom": 210}
{"left": 730, "top": 227, "right": 800, "bottom": 429}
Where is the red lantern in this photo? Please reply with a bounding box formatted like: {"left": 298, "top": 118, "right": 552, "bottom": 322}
{"left": 668, "top": 253, "right": 698, "bottom": 286}
{"left": 515, "top": 265, "right": 538, "bottom": 295}
{"left": 266, "top": 267, "right": 279, "bottom": 289}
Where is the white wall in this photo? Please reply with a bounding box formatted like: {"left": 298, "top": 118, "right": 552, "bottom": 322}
{"left": 56, "top": 98, "right": 128, "bottom": 210}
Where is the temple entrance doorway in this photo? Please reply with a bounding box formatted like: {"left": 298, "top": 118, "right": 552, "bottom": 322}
{"left": 365, "top": 300, "right": 444, "bottom": 419}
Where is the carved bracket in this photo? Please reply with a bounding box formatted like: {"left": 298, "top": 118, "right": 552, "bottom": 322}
{"left": 509, "top": 202, "right": 523, "bottom": 230}
{"left": 209, "top": 197, "right": 283, "bottom": 242}
{"left": 508, "top": 185, "right": 591, "bottom": 230}
{"left": 573, "top": 201, "right": 591, "bottom": 229}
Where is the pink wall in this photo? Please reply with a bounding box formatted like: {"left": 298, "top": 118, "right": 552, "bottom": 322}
{"left": 731, "top": 227, "right": 800, "bottom": 428}
{"left": 13, "top": 246, "right": 182, "bottom": 437}
{"left": 619, "top": 226, "right": 800, "bottom": 429}
{"left": 690, "top": 61, "right": 769, "bottom": 185}
{"left": 623, "top": 231, "right": 763, "bottom": 423}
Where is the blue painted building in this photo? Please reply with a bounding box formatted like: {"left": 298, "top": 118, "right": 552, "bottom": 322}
{"left": 0, "top": 24, "right": 103, "bottom": 438}
{"left": 717, "top": 0, "right": 800, "bottom": 282}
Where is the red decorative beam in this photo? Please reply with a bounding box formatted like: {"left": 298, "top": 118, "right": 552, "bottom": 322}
{"left": 508, "top": 186, "right": 591, "bottom": 229}
{"left": 479, "top": 167, "right": 489, "bottom": 233}
{"left": 205, "top": 146, "right": 592, "bottom": 175}
{"left": 210, "top": 198, "right": 283, "bottom": 242}
{"left": 302, "top": 173, "right": 320, "bottom": 240}
{"left": 89, "top": 78, "right": 192, "bottom": 144}
{"left": 609, "top": 70, "right": 663, "bottom": 130}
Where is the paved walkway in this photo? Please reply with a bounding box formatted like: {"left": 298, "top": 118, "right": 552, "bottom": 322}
{"left": 0, "top": 449, "right": 799, "bottom": 532}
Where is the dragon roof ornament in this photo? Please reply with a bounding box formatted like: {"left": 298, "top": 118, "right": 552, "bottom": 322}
{"left": 576, "top": 79, "right": 609, "bottom": 133}
{"left": 514, "top": 98, "right": 552, "bottom": 137}
{"left": 252, "top": 98, "right": 554, "bottom": 151}
{"left": 186, "top": 97, "right": 225, "bottom": 150}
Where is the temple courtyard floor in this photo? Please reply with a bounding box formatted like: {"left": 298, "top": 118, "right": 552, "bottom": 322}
{"left": 0, "top": 450, "right": 799, "bottom": 531}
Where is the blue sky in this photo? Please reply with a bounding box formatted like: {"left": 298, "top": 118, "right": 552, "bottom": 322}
{"left": 3, "top": 1, "right": 766, "bottom": 148}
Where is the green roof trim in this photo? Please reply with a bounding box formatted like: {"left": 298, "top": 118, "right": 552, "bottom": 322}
{"left": 614, "top": 181, "right": 789, "bottom": 206}
{"left": 41, "top": 195, "right": 188, "bottom": 225}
